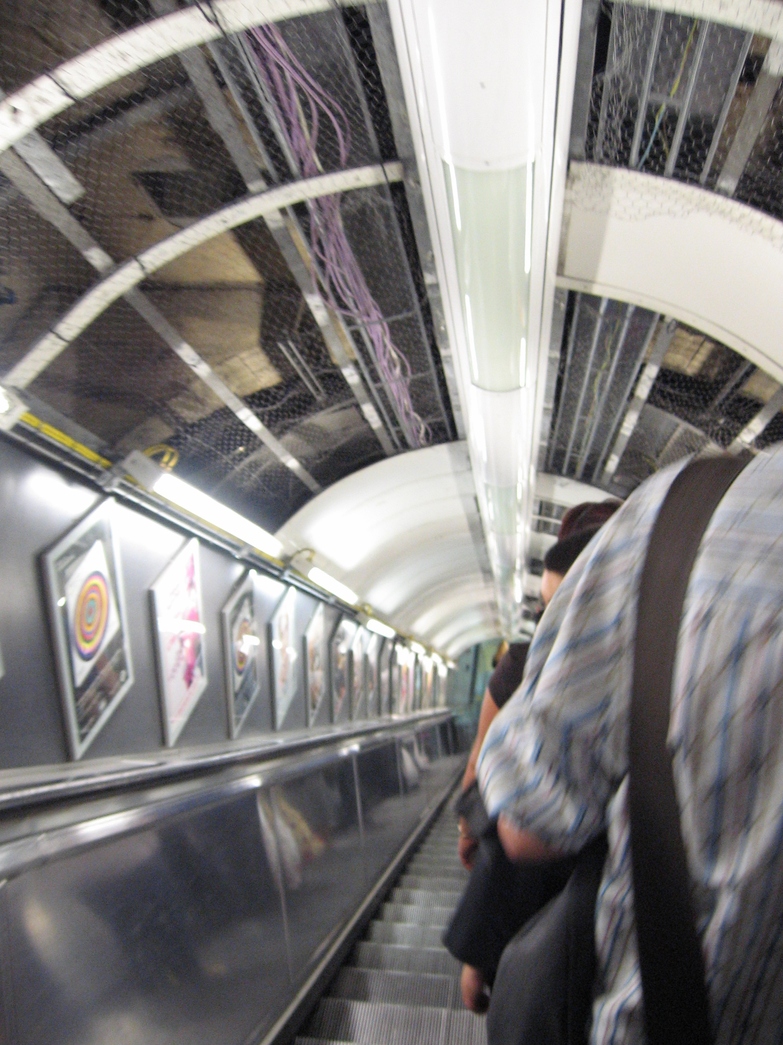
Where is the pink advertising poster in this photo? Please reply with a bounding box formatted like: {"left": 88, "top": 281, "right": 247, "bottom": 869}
{"left": 150, "top": 538, "right": 207, "bottom": 746}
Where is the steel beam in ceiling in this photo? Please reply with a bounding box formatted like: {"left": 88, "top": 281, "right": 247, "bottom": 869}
{"left": 729, "top": 385, "right": 783, "bottom": 451}
{"left": 149, "top": 8, "right": 399, "bottom": 455}
{"left": 547, "top": 292, "right": 582, "bottom": 472}
{"left": 576, "top": 302, "right": 636, "bottom": 479}
{"left": 716, "top": 43, "right": 783, "bottom": 196}
{"left": 601, "top": 316, "right": 677, "bottom": 483}
{"left": 0, "top": 0, "right": 339, "bottom": 157}
{"left": 570, "top": 0, "right": 601, "bottom": 162}
{"left": 0, "top": 148, "right": 321, "bottom": 492}
{"left": 630, "top": 10, "right": 664, "bottom": 168}
{"left": 563, "top": 296, "right": 608, "bottom": 474}
{"left": 664, "top": 21, "right": 710, "bottom": 178}
{"left": 4, "top": 162, "right": 403, "bottom": 391}
{"left": 699, "top": 31, "right": 752, "bottom": 185}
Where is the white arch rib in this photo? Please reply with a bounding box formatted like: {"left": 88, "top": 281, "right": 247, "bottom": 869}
{"left": 4, "top": 162, "right": 402, "bottom": 389}
{"left": 622, "top": 0, "right": 783, "bottom": 41}
{"left": 558, "top": 163, "right": 783, "bottom": 383}
{"left": 0, "top": 0, "right": 336, "bottom": 158}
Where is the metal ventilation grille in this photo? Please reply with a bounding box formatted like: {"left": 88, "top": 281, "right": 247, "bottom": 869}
{"left": 577, "top": 2, "right": 783, "bottom": 220}
{"left": 543, "top": 291, "right": 783, "bottom": 498}
{"left": 0, "top": 0, "right": 456, "bottom": 530}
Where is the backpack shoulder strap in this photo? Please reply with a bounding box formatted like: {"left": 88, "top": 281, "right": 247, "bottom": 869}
{"left": 630, "top": 454, "right": 749, "bottom": 1045}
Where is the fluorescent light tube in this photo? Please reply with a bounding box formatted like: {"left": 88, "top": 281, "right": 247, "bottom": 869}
{"left": 366, "top": 618, "right": 396, "bottom": 639}
{"left": 410, "top": 641, "right": 426, "bottom": 656}
{"left": 153, "top": 472, "right": 282, "bottom": 559}
{"left": 307, "top": 567, "right": 358, "bottom": 606}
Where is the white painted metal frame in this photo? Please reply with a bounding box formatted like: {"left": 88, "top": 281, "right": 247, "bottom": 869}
{"left": 4, "top": 163, "right": 402, "bottom": 390}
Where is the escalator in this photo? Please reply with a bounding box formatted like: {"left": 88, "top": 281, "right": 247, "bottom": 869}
{"left": 0, "top": 712, "right": 476, "bottom": 1045}
{"left": 300, "top": 796, "right": 487, "bottom": 1045}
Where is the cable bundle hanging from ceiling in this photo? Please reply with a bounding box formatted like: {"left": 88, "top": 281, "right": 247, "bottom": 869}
{"left": 246, "top": 23, "right": 429, "bottom": 449}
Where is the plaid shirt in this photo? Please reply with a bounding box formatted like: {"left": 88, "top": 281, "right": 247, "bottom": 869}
{"left": 478, "top": 447, "right": 783, "bottom": 1045}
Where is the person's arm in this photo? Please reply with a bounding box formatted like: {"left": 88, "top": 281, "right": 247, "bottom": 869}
{"left": 457, "top": 688, "right": 500, "bottom": 868}
{"left": 497, "top": 814, "right": 559, "bottom": 862}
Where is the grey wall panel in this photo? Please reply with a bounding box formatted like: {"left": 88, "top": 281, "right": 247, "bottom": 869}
{"left": 268, "top": 755, "right": 364, "bottom": 982}
{"left": 0, "top": 440, "right": 101, "bottom": 766}
{"left": 3, "top": 791, "right": 289, "bottom": 1045}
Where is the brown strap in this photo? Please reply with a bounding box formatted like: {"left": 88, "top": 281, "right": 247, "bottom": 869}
{"left": 630, "top": 454, "right": 748, "bottom": 1045}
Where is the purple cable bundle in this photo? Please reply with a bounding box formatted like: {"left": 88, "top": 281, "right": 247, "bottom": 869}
{"left": 246, "top": 23, "right": 429, "bottom": 448}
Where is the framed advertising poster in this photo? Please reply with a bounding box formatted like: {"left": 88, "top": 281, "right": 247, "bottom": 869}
{"left": 41, "top": 499, "right": 134, "bottom": 759}
{"left": 365, "top": 633, "right": 381, "bottom": 718}
{"left": 221, "top": 571, "right": 261, "bottom": 738}
{"left": 269, "top": 586, "right": 299, "bottom": 730}
{"left": 351, "top": 626, "right": 368, "bottom": 719}
{"left": 398, "top": 648, "right": 412, "bottom": 715}
{"left": 330, "top": 618, "right": 356, "bottom": 722}
{"left": 150, "top": 538, "right": 207, "bottom": 746}
{"left": 304, "top": 602, "right": 329, "bottom": 725}
{"left": 422, "top": 657, "right": 434, "bottom": 709}
{"left": 413, "top": 655, "right": 423, "bottom": 710}
{"left": 379, "top": 639, "right": 392, "bottom": 716}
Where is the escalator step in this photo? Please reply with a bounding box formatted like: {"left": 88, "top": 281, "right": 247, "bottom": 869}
{"left": 379, "top": 902, "right": 453, "bottom": 927}
{"left": 350, "top": 942, "right": 460, "bottom": 977}
{"left": 398, "top": 874, "right": 467, "bottom": 890}
{"left": 304, "top": 997, "right": 486, "bottom": 1045}
{"left": 366, "top": 922, "right": 445, "bottom": 948}
{"left": 391, "top": 887, "right": 463, "bottom": 907}
{"left": 403, "top": 861, "right": 464, "bottom": 877}
{"left": 330, "top": 967, "right": 460, "bottom": 1009}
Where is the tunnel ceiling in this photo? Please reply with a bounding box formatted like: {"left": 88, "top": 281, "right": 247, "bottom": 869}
{"left": 2, "top": 0, "right": 783, "bottom": 655}
{"left": 0, "top": 0, "right": 457, "bottom": 535}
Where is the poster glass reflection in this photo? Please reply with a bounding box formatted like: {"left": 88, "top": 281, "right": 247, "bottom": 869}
{"left": 365, "top": 633, "right": 381, "bottom": 718}
{"left": 42, "top": 499, "right": 134, "bottom": 759}
{"left": 379, "top": 639, "right": 392, "bottom": 716}
{"left": 221, "top": 571, "right": 261, "bottom": 737}
{"left": 330, "top": 618, "right": 356, "bottom": 722}
{"left": 150, "top": 538, "right": 208, "bottom": 746}
{"left": 351, "top": 626, "right": 368, "bottom": 719}
{"left": 269, "top": 586, "right": 300, "bottom": 730}
{"left": 304, "top": 602, "right": 329, "bottom": 725}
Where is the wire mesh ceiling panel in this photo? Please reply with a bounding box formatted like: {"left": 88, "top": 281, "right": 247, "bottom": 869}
{"left": 544, "top": 291, "right": 783, "bottom": 498}
{"left": 0, "top": 0, "right": 457, "bottom": 529}
{"left": 578, "top": 2, "right": 783, "bottom": 220}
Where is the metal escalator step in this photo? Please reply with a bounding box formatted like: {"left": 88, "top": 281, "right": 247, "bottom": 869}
{"left": 379, "top": 902, "right": 453, "bottom": 927}
{"left": 391, "top": 887, "right": 463, "bottom": 907}
{"left": 350, "top": 942, "right": 460, "bottom": 977}
{"left": 398, "top": 874, "right": 467, "bottom": 891}
{"left": 306, "top": 997, "right": 447, "bottom": 1045}
{"left": 306, "top": 997, "right": 487, "bottom": 1045}
{"left": 366, "top": 921, "right": 445, "bottom": 948}
{"left": 403, "top": 861, "right": 464, "bottom": 877}
{"left": 330, "top": 967, "right": 460, "bottom": 1009}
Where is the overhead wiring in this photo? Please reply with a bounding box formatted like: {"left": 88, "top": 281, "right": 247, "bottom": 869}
{"left": 246, "top": 23, "right": 429, "bottom": 448}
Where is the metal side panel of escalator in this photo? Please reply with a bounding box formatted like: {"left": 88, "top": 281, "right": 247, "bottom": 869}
{"left": 0, "top": 712, "right": 467, "bottom": 1045}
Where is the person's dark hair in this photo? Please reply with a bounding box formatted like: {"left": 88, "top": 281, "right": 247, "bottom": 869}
{"left": 543, "top": 526, "right": 601, "bottom": 577}
{"left": 558, "top": 499, "right": 622, "bottom": 540}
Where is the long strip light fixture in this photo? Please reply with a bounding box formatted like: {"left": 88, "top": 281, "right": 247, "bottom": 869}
{"left": 389, "top": 0, "right": 566, "bottom": 637}
{"left": 122, "top": 454, "right": 453, "bottom": 663}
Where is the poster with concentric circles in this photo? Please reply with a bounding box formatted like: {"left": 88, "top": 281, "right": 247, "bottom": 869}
{"left": 221, "top": 571, "right": 261, "bottom": 738}
{"left": 42, "top": 500, "right": 134, "bottom": 760}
